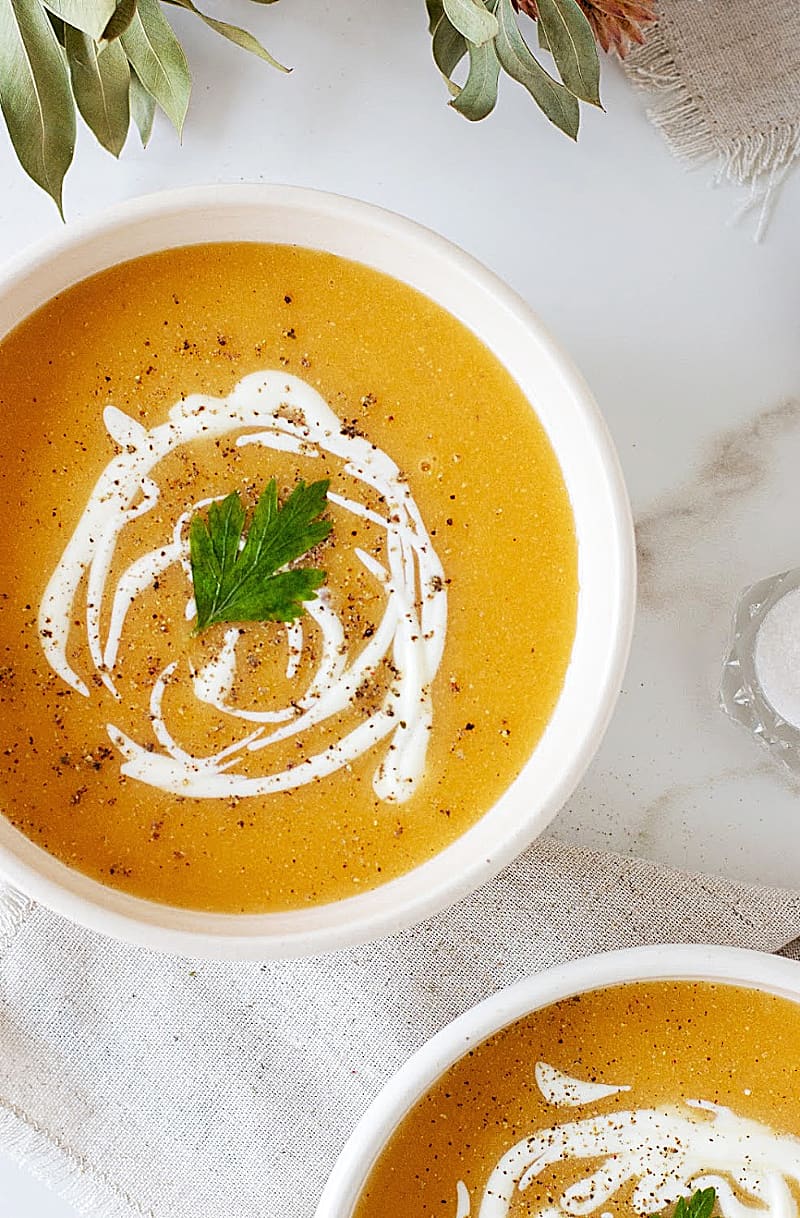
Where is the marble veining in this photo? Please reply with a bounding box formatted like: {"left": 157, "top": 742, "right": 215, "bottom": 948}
{"left": 557, "top": 396, "right": 800, "bottom": 887}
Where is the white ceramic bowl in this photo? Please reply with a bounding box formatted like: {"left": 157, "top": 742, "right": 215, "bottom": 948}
{"left": 316, "top": 942, "right": 800, "bottom": 1217}
{"left": 0, "top": 185, "right": 635, "bottom": 958}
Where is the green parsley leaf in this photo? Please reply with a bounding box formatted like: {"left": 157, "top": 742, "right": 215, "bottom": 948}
{"left": 189, "top": 478, "right": 331, "bottom": 632}
{"left": 670, "top": 1189, "right": 716, "bottom": 1218}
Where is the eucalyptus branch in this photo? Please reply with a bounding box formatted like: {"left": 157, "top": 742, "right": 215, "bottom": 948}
{"left": 0, "top": 0, "right": 286, "bottom": 212}
{"left": 0, "top": 0, "right": 654, "bottom": 211}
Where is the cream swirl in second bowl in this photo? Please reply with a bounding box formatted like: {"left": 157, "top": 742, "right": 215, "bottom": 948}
{"left": 317, "top": 945, "right": 800, "bottom": 1218}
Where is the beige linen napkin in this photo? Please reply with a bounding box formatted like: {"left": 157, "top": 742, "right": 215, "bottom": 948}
{"left": 624, "top": 0, "right": 800, "bottom": 231}
{"left": 2, "top": 836, "right": 800, "bottom": 1218}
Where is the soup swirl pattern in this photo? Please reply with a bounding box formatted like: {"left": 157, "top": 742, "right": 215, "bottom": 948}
{"left": 38, "top": 372, "right": 447, "bottom": 804}
{"left": 456, "top": 1063, "right": 800, "bottom": 1218}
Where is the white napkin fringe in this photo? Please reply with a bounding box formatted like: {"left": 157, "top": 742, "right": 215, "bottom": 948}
{"left": 0, "top": 1101, "right": 148, "bottom": 1218}
{"left": 624, "top": 21, "right": 800, "bottom": 239}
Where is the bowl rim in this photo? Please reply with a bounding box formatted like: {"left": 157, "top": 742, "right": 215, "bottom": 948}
{"left": 0, "top": 183, "right": 636, "bottom": 958}
{"left": 314, "top": 941, "right": 800, "bottom": 1217}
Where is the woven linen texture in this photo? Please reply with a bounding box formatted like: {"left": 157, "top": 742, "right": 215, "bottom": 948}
{"left": 2, "top": 836, "right": 800, "bottom": 1218}
{"left": 625, "top": 0, "right": 800, "bottom": 226}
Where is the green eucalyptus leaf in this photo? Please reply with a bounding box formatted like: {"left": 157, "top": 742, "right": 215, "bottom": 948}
{"left": 120, "top": 0, "right": 190, "bottom": 133}
{"left": 0, "top": 0, "right": 76, "bottom": 213}
{"left": 535, "top": 0, "right": 600, "bottom": 105}
{"left": 426, "top": 0, "right": 444, "bottom": 34}
{"left": 129, "top": 63, "right": 154, "bottom": 144}
{"left": 65, "top": 26, "right": 130, "bottom": 156}
{"left": 46, "top": 10, "right": 65, "bottom": 41}
{"left": 442, "top": 0, "right": 498, "bottom": 47}
{"left": 495, "top": 0, "right": 578, "bottom": 138}
{"left": 164, "top": 0, "right": 288, "bottom": 72}
{"left": 42, "top": 0, "right": 115, "bottom": 40}
{"left": 102, "top": 0, "right": 136, "bottom": 42}
{"left": 538, "top": 20, "right": 550, "bottom": 51}
{"left": 451, "top": 37, "right": 500, "bottom": 120}
{"left": 432, "top": 13, "right": 466, "bottom": 95}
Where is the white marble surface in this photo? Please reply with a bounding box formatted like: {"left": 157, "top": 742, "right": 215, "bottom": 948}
{"left": 1, "top": 0, "right": 799, "bottom": 1212}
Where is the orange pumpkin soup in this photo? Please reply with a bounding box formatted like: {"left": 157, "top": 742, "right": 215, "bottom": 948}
{"left": 0, "top": 243, "right": 576, "bottom": 911}
{"left": 354, "top": 981, "right": 800, "bottom": 1218}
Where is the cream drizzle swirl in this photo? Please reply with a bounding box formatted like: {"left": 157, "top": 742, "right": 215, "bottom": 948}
{"left": 38, "top": 372, "right": 447, "bottom": 803}
{"left": 456, "top": 1062, "right": 800, "bottom": 1217}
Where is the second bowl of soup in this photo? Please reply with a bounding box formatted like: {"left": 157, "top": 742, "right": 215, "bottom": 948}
{"left": 317, "top": 943, "right": 800, "bottom": 1218}
{"left": 0, "top": 185, "right": 634, "bottom": 956}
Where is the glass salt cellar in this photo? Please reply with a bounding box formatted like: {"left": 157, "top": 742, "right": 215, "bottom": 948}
{"left": 720, "top": 567, "right": 800, "bottom": 776}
